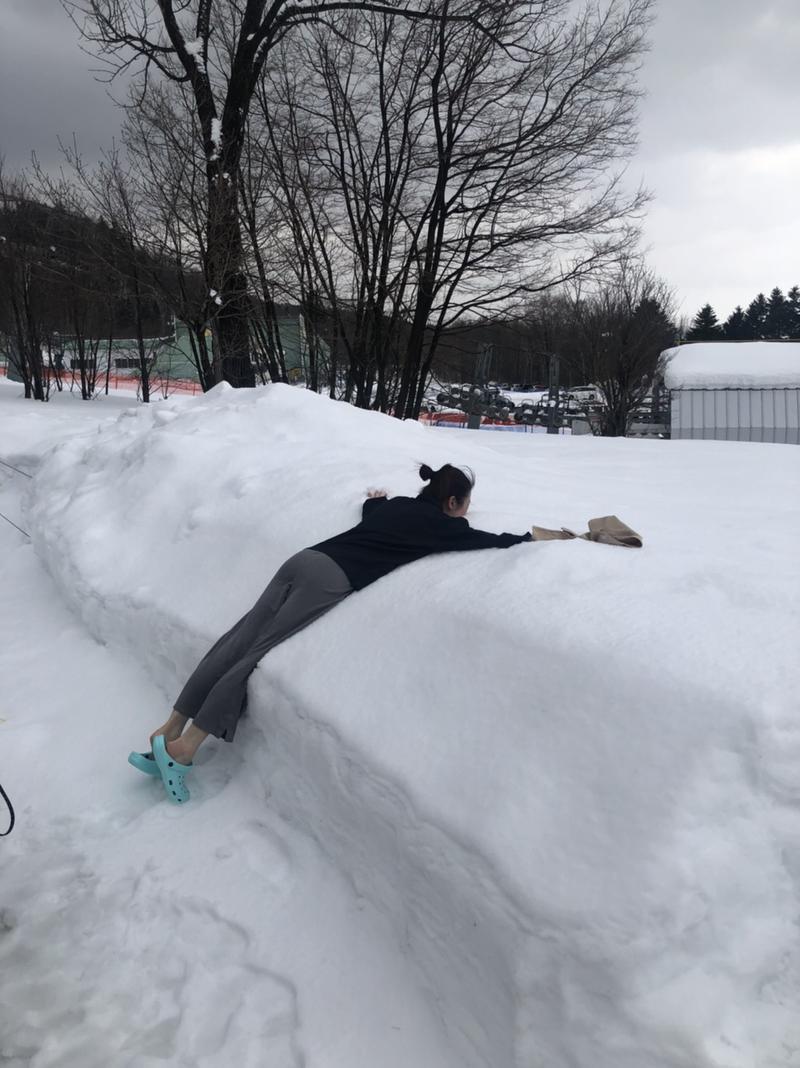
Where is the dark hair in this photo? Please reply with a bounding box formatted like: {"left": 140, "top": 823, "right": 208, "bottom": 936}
{"left": 418, "top": 463, "right": 475, "bottom": 509}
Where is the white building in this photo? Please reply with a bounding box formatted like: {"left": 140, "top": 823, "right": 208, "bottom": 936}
{"left": 662, "top": 341, "right": 800, "bottom": 444}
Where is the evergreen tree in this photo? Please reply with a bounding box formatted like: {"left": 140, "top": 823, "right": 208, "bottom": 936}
{"left": 787, "top": 285, "right": 800, "bottom": 339}
{"left": 722, "top": 305, "right": 749, "bottom": 340}
{"left": 743, "top": 293, "right": 768, "bottom": 339}
{"left": 633, "top": 297, "right": 676, "bottom": 349}
{"left": 686, "top": 303, "right": 722, "bottom": 341}
{"left": 765, "top": 286, "right": 790, "bottom": 338}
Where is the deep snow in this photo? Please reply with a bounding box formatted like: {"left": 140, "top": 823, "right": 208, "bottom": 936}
{"left": 1, "top": 377, "right": 799, "bottom": 1067}
{"left": 663, "top": 341, "right": 800, "bottom": 388}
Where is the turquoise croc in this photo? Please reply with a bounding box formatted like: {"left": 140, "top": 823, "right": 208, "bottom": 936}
{"left": 152, "top": 734, "right": 192, "bottom": 804}
{"left": 128, "top": 751, "right": 161, "bottom": 777}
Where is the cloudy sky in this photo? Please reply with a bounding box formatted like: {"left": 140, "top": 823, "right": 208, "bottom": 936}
{"left": 1, "top": 0, "right": 798, "bottom": 324}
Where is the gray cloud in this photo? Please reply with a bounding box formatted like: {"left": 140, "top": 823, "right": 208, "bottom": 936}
{"left": 0, "top": 0, "right": 797, "bottom": 321}
{"left": 632, "top": 0, "right": 800, "bottom": 318}
{"left": 0, "top": 1, "right": 124, "bottom": 172}
{"left": 638, "top": 0, "right": 800, "bottom": 157}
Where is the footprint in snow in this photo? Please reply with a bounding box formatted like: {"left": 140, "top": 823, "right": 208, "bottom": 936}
{"left": 0, "top": 840, "right": 303, "bottom": 1068}
{"left": 220, "top": 818, "right": 295, "bottom": 893}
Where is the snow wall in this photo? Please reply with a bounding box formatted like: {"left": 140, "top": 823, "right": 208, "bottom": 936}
{"left": 28, "top": 383, "right": 800, "bottom": 1067}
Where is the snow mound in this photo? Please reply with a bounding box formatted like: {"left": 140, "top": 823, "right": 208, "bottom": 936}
{"left": 663, "top": 341, "right": 800, "bottom": 389}
{"left": 28, "top": 383, "right": 800, "bottom": 1066}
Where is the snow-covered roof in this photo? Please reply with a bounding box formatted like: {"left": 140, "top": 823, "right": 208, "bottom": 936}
{"left": 662, "top": 341, "right": 800, "bottom": 389}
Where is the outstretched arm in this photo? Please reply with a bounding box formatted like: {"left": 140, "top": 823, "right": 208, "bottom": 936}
{"left": 362, "top": 489, "right": 390, "bottom": 520}
{"left": 436, "top": 513, "right": 533, "bottom": 551}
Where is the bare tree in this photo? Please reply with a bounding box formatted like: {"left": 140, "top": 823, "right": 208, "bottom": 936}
{"left": 254, "top": 13, "right": 430, "bottom": 406}
{"left": 2, "top": 164, "right": 175, "bottom": 403}
{"left": 237, "top": 117, "right": 290, "bottom": 385}
{"left": 253, "top": 0, "right": 651, "bottom": 415}
{"left": 0, "top": 171, "right": 60, "bottom": 400}
{"left": 119, "top": 84, "right": 221, "bottom": 390}
{"left": 35, "top": 146, "right": 160, "bottom": 400}
{"left": 393, "top": 0, "right": 653, "bottom": 417}
{"left": 554, "top": 260, "right": 676, "bottom": 435}
{"left": 63, "top": 0, "right": 498, "bottom": 390}
{"left": 41, "top": 189, "right": 119, "bottom": 400}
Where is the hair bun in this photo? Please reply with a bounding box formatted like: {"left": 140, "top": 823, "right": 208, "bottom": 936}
{"left": 419, "top": 463, "right": 434, "bottom": 482}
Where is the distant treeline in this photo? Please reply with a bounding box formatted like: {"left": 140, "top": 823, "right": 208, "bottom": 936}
{"left": 2, "top": 186, "right": 677, "bottom": 436}
{"left": 687, "top": 287, "right": 800, "bottom": 342}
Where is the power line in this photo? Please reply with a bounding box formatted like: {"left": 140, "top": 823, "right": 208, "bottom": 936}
{"left": 0, "top": 450, "right": 27, "bottom": 833}
{"left": 0, "top": 457, "right": 32, "bottom": 478}
{"left": 0, "top": 510, "right": 30, "bottom": 539}
{"left": 0, "top": 780, "right": 14, "bottom": 837}
{"left": 0, "top": 454, "right": 33, "bottom": 537}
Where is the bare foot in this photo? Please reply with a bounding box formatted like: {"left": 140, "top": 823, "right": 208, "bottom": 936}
{"left": 164, "top": 724, "right": 209, "bottom": 766}
{"left": 164, "top": 739, "right": 194, "bottom": 766}
{"left": 149, "top": 726, "right": 183, "bottom": 748}
{"left": 149, "top": 709, "right": 188, "bottom": 751}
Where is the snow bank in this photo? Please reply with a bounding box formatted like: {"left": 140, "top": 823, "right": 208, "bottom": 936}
{"left": 663, "top": 341, "right": 800, "bottom": 389}
{"left": 0, "top": 376, "right": 146, "bottom": 466}
{"left": 27, "top": 383, "right": 800, "bottom": 1066}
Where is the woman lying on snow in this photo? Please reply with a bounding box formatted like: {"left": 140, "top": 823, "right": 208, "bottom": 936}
{"left": 129, "top": 462, "right": 641, "bottom": 803}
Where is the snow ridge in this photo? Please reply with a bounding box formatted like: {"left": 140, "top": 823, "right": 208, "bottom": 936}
{"left": 24, "top": 382, "right": 800, "bottom": 1067}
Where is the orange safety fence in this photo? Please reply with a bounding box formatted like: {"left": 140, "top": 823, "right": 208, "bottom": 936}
{"left": 1, "top": 368, "right": 549, "bottom": 426}
{"left": 418, "top": 410, "right": 523, "bottom": 429}
{"left": 0, "top": 364, "right": 204, "bottom": 396}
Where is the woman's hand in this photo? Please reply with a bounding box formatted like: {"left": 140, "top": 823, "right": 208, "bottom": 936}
{"left": 531, "top": 525, "right": 578, "bottom": 541}
{"left": 366, "top": 489, "right": 388, "bottom": 499}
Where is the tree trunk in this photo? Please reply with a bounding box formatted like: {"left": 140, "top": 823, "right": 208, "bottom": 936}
{"left": 397, "top": 274, "right": 435, "bottom": 419}
{"left": 186, "top": 325, "right": 216, "bottom": 392}
{"left": 207, "top": 175, "right": 255, "bottom": 388}
{"left": 105, "top": 330, "right": 113, "bottom": 396}
{"left": 132, "top": 268, "right": 150, "bottom": 403}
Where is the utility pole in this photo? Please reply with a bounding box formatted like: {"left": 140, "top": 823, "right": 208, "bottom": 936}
{"left": 468, "top": 344, "right": 494, "bottom": 429}
{"left": 547, "top": 352, "right": 561, "bottom": 434}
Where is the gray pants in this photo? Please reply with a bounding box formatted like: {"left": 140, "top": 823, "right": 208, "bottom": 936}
{"left": 174, "top": 549, "right": 352, "bottom": 741}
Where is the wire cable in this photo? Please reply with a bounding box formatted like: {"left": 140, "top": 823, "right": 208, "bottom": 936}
{"left": 0, "top": 450, "right": 27, "bottom": 828}
{"left": 0, "top": 510, "right": 30, "bottom": 539}
{"left": 0, "top": 457, "right": 32, "bottom": 479}
{"left": 0, "top": 780, "right": 14, "bottom": 836}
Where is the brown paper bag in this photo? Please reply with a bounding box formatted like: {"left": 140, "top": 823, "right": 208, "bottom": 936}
{"left": 580, "top": 515, "right": 643, "bottom": 548}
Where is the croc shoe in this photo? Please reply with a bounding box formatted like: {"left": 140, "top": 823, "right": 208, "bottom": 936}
{"left": 128, "top": 750, "right": 161, "bottom": 777}
{"left": 152, "top": 734, "right": 193, "bottom": 804}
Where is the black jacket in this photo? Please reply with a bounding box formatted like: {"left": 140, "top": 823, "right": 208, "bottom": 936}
{"left": 311, "top": 495, "right": 532, "bottom": 591}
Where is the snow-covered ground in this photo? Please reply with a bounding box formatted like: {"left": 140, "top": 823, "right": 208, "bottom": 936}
{"left": 1, "top": 377, "right": 799, "bottom": 1067}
